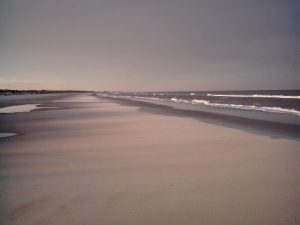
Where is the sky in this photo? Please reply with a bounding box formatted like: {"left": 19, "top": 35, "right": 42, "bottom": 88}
{"left": 0, "top": 0, "right": 299, "bottom": 91}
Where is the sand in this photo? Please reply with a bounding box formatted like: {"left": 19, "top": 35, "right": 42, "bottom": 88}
{"left": 0, "top": 94, "right": 299, "bottom": 225}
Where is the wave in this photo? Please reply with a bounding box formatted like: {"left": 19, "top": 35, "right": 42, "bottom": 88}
{"left": 171, "top": 97, "right": 189, "bottom": 103}
{"left": 98, "top": 93, "right": 300, "bottom": 117}
{"left": 192, "top": 99, "right": 300, "bottom": 116}
{"left": 134, "top": 96, "right": 162, "bottom": 101}
{"left": 207, "top": 94, "right": 300, "bottom": 99}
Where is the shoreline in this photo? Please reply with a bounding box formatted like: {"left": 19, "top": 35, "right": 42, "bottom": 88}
{"left": 0, "top": 92, "right": 86, "bottom": 108}
{"left": 1, "top": 93, "right": 299, "bottom": 141}
{"left": 96, "top": 95, "right": 300, "bottom": 141}
{"left": 0, "top": 89, "right": 90, "bottom": 96}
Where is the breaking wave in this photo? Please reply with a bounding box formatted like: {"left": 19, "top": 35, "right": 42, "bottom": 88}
{"left": 98, "top": 93, "right": 300, "bottom": 117}
{"left": 171, "top": 97, "right": 189, "bottom": 103}
{"left": 207, "top": 94, "right": 300, "bottom": 99}
{"left": 192, "top": 99, "right": 300, "bottom": 116}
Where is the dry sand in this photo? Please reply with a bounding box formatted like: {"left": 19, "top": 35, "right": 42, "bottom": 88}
{"left": 0, "top": 94, "right": 299, "bottom": 225}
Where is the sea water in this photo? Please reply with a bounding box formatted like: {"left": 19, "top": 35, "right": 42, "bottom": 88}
{"left": 98, "top": 90, "right": 300, "bottom": 125}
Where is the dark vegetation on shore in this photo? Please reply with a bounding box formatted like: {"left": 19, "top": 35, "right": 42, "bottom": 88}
{"left": 0, "top": 89, "right": 91, "bottom": 96}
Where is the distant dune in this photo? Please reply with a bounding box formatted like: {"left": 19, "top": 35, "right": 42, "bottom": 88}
{"left": 0, "top": 89, "right": 91, "bottom": 96}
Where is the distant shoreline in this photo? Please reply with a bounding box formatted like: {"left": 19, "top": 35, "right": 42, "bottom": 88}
{"left": 0, "top": 89, "right": 91, "bottom": 96}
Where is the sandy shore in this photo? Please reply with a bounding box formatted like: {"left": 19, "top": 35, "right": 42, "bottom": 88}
{"left": 0, "top": 94, "right": 299, "bottom": 225}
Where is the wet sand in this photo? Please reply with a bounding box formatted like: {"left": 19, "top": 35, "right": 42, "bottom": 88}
{"left": 0, "top": 94, "right": 299, "bottom": 225}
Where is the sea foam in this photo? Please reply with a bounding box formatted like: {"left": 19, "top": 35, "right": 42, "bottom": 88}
{"left": 98, "top": 93, "right": 300, "bottom": 117}
{"left": 207, "top": 94, "right": 300, "bottom": 99}
{"left": 192, "top": 99, "right": 300, "bottom": 116}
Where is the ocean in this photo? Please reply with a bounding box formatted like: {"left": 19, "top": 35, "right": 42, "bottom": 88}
{"left": 98, "top": 90, "right": 300, "bottom": 127}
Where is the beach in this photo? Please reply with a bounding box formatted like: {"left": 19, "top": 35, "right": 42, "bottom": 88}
{"left": 0, "top": 93, "right": 299, "bottom": 225}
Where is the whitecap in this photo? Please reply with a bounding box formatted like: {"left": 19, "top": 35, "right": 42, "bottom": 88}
{"left": 207, "top": 94, "right": 300, "bottom": 99}
{"left": 192, "top": 99, "right": 300, "bottom": 116}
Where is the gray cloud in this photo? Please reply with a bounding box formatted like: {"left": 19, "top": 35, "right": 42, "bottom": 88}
{"left": 0, "top": 0, "right": 299, "bottom": 90}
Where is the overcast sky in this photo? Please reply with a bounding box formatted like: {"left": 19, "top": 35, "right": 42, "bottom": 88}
{"left": 0, "top": 0, "right": 299, "bottom": 91}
